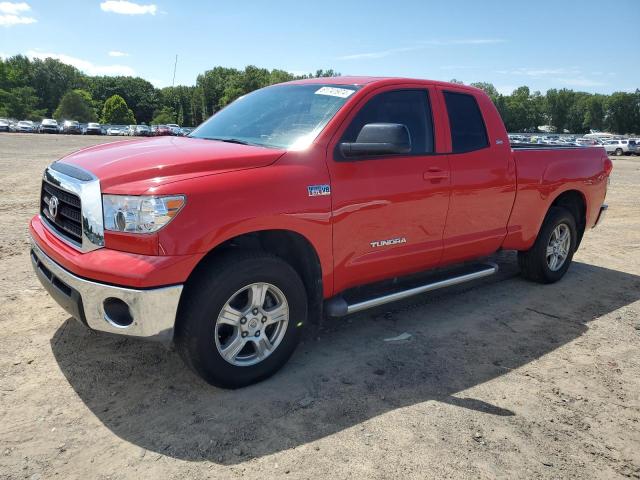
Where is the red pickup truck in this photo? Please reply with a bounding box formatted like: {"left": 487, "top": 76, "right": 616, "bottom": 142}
{"left": 30, "top": 77, "right": 611, "bottom": 387}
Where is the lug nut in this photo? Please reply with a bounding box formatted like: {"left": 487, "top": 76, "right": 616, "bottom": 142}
{"left": 240, "top": 317, "right": 247, "bottom": 325}
{"left": 255, "top": 330, "right": 260, "bottom": 337}
{"left": 241, "top": 331, "right": 248, "bottom": 338}
{"left": 252, "top": 308, "right": 259, "bottom": 315}
{"left": 261, "top": 316, "right": 267, "bottom": 323}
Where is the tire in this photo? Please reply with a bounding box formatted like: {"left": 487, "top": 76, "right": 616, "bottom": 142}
{"left": 615, "top": 148, "right": 623, "bottom": 156}
{"left": 518, "top": 206, "right": 577, "bottom": 284}
{"left": 175, "top": 251, "right": 307, "bottom": 388}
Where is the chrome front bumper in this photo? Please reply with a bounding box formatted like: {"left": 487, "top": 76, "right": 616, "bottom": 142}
{"left": 594, "top": 204, "right": 608, "bottom": 228}
{"left": 30, "top": 238, "right": 183, "bottom": 343}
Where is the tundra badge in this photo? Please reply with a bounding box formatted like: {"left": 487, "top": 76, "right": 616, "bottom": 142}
{"left": 370, "top": 237, "right": 407, "bottom": 248}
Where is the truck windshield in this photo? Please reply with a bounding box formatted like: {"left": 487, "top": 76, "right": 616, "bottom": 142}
{"left": 190, "top": 84, "right": 359, "bottom": 149}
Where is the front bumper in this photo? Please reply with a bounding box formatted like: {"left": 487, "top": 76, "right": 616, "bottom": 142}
{"left": 594, "top": 204, "right": 608, "bottom": 227}
{"left": 30, "top": 237, "right": 183, "bottom": 343}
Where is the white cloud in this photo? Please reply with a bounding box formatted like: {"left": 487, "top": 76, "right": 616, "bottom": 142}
{"left": 148, "top": 78, "right": 165, "bottom": 88}
{"left": 496, "top": 67, "right": 606, "bottom": 89}
{"left": 555, "top": 77, "right": 606, "bottom": 88}
{"left": 338, "top": 39, "right": 504, "bottom": 61}
{"left": 108, "top": 50, "right": 129, "bottom": 57}
{"left": 0, "top": 1, "right": 29, "bottom": 13}
{"left": 495, "top": 85, "right": 519, "bottom": 95}
{"left": 338, "top": 46, "right": 420, "bottom": 61}
{"left": 100, "top": 1, "right": 157, "bottom": 15}
{"left": 0, "top": 1, "right": 35, "bottom": 26}
{"left": 496, "top": 67, "right": 580, "bottom": 77}
{"left": 26, "top": 50, "right": 136, "bottom": 76}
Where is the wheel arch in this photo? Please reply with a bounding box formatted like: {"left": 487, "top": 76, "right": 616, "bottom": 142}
{"left": 548, "top": 189, "right": 587, "bottom": 248}
{"left": 179, "top": 229, "right": 325, "bottom": 327}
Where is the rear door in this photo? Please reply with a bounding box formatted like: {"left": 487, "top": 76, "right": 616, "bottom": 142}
{"left": 327, "top": 85, "right": 451, "bottom": 293}
{"left": 436, "top": 88, "right": 516, "bottom": 264}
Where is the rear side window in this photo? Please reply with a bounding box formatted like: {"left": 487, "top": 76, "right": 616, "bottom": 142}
{"left": 444, "top": 91, "right": 489, "bottom": 153}
{"left": 340, "top": 89, "right": 434, "bottom": 155}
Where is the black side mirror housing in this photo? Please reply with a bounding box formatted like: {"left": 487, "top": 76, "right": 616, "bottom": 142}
{"left": 339, "top": 123, "right": 412, "bottom": 158}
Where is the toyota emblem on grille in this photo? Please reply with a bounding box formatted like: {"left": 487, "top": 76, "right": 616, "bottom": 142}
{"left": 48, "top": 195, "right": 59, "bottom": 219}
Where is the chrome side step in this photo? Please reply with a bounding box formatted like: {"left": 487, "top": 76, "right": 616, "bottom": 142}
{"left": 325, "top": 263, "right": 498, "bottom": 317}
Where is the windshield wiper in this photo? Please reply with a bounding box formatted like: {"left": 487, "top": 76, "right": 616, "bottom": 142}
{"left": 207, "top": 137, "right": 251, "bottom": 145}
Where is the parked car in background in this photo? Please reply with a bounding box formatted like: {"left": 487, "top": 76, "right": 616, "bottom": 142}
{"left": 130, "top": 125, "right": 152, "bottom": 136}
{"left": 0, "top": 118, "right": 9, "bottom": 132}
{"left": 154, "top": 125, "right": 172, "bottom": 136}
{"left": 39, "top": 119, "right": 59, "bottom": 134}
{"left": 178, "top": 127, "right": 194, "bottom": 136}
{"left": 604, "top": 139, "right": 630, "bottom": 156}
{"left": 106, "top": 126, "right": 123, "bottom": 136}
{"left": 16, "top": 120, "right": 36, "bottom": 133}
{"left": 85, "top": 123, "right": 102, "bottom": 135}
{"left": 628, "top": 139, "right": 638, "bottom": 155}
{"left": 577, "top": 138, "right": 600, "bottom": 146}
{"left": 166, "top": 123, "right": 181, "bottom": 135}
{"left": 62, "top": 120, "right": 82, "bottom": 134}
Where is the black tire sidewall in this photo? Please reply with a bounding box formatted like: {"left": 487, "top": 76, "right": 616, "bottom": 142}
{"left": 178, "top": 255, "right": 307, "bottom": 388}
{"left": 536, "top": 207, "right": 577, "bottom": 282}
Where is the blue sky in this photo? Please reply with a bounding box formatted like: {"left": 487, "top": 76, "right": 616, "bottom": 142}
{"left": 1, "top": 0, "right": 638, "bottom": 94}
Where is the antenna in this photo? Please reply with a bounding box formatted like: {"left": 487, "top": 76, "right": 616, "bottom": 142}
{"left": 172, "top": 54, "right": 178, "bottom": 87}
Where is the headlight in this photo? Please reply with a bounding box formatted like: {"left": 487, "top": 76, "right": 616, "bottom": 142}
{"left": 103, "top": 195, "right": 185, "bottom": 233}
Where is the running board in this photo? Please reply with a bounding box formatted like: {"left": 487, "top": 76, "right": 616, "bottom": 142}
{"left": 325, "top": 263, "right": 498, "bottom": 317}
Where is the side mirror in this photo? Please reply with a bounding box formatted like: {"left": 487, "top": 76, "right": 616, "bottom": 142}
{"left": 340, "top": 123, "right": 412, "bottom": 157}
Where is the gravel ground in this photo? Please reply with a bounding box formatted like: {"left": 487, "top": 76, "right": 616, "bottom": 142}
{"left": 0, "top": 133, "right": 639, "bottom": 479}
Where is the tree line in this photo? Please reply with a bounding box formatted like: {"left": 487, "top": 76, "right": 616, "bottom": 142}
{"left": 0, "top": 54, "right": 638, "bottom": 133}
{"left": 0, "top": 55, "right": 339, "bottom": 126}
{"left": 456, "top": 81, "right": 639, "bottom": 134}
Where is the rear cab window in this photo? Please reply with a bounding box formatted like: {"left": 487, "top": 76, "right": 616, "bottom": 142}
{"left": 338, "top": 89, "right": 435, "bottom": 158}
{"left": 443, "top": 91, "right": 489, "bottom": 153}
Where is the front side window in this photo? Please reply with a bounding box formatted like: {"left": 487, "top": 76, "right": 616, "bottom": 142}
{"left": 444, "top": 91, "right": 489, "bottom": 153}
{"left": 191, "top": 84, "right": 360, "bottom": 150}
{"left": 340, "top": 89, "right": 434, "bottom": 155}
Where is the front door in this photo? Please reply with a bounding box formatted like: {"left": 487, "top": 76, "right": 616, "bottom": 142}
{"left": 327, "top": 87, "right": 451, "bottom": 293}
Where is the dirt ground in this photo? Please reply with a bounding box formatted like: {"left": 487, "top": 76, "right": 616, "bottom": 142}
{"left": 0, "top": 132, "right": 639, "bottom": 479}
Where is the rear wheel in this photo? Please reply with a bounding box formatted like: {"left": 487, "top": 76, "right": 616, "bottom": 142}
{"left": 615, "top": 148, "right": 623, "bottom": 156}
{"left": 518, "top": 206, "right": 577, "bottom": 284}
{"left": 176, "top": 251, "right": 307, "bottom": 388}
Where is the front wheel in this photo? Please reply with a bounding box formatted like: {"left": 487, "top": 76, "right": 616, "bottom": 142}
{"left": 615, "top": 148, "right": 623, "bottom": 156}
{"left": 518, "top": 206, "right": 577, "bottom": 284}
{"left": 175, "top": 251, "right": 307, "bottom": 388}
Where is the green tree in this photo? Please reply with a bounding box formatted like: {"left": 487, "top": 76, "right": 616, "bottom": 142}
{"left": 0, "top": 86, "right": 45, "bottom": 119}
{"left": 583, "top": 95, "right": 606, "bottom": 131}
{"left": 500, "top": 86, "right": 545, "bottom": 132}
{"left": 606, "top": 91, "right": 640, "bottom": 134}
{"left": 88, "top": 76, "right": 158, "bottom": 124}
{"left": 546, "top": 88, "right": 575, "bottom": 133}
{"left": 54, "top": 89, "right": 97, "bottom": 122}
{"left": 30, "top": 58, "right": 86, "bottom": 115}
{"left": 151, "top": 106, "right": 177, "bottom": 125}
{"left": 101, "top": 94, "right": 135, "bottom": 124}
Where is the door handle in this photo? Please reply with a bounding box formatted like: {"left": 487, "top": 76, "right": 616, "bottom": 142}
{"left": 423, "top": 168, "right": 449, "bottom": 181}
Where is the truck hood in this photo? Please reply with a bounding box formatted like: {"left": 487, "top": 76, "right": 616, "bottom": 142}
{"left": 58, "top": 136, "right": 286, "bottom": 194}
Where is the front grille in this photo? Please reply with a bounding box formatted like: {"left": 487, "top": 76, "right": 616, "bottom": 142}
{"left": 41, "top": 181, "right": 83, "bottom": 244}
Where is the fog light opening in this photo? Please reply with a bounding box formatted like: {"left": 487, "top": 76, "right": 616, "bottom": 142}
{"left": 103, "top": 297, "right": 133, "bottom": 328}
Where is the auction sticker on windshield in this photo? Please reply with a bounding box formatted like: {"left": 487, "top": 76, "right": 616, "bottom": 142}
{"left": 314, "top": 87, "right": 355, "bottom": 98}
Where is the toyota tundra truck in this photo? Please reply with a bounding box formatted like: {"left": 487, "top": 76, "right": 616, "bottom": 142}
{"left": 30, "top": 77, "right": 612, "bottom": 388}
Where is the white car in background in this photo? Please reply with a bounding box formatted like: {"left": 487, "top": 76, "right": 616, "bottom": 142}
{"left": 604, "top": 139, "right": 630, "bottom": 156}
{"left": 16, "top": 120, "right": 36, "bottom": 133}
{"left": 106, "top": 126, "right": 124, "bottom": 136}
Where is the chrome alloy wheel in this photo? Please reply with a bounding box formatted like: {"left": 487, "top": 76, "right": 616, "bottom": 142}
{"left": 546, "top": 223, "right": 571, "bottom": 272}
{"left": 214, "top": 283, "right": 289, "bottom": 366}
